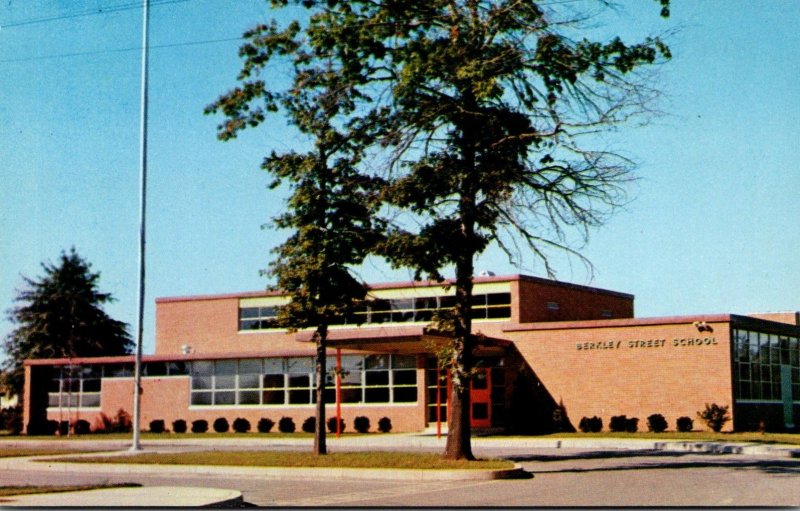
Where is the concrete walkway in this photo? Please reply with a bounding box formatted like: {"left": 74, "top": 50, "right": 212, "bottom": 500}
{"left": 1, "top": 486, "right": 243, "bottom": 508}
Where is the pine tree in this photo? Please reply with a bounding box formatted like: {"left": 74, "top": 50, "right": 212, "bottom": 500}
{"left": 2, "top": 248, "right": 133, "bottom": 398}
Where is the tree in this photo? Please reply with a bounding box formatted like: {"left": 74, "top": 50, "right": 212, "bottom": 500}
{"left": 2, "top": 248, "right": 133, "bottom": 398}
{"left": 206, "top": 22, "right": 384, "bottom": 454}
{"left": 209, "top": 0, "right": 670, "bottom": 460}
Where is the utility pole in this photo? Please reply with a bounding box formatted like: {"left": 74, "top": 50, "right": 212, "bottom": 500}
{"left": 131, "top": 0, "right": 150, "bottom": 452}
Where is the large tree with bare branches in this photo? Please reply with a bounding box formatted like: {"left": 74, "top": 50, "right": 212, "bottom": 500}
{"left": 208, "top": 0, "right": 671, "bottom": 460}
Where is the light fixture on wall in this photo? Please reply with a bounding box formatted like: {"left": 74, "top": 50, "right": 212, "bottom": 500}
{"left": 693, "top": 321, "right": 713, "bottom": 333}
{"left": 181, "top": 345, "right": 194, "bottom": 355}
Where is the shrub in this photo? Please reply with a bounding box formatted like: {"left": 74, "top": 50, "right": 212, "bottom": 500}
{"left": 213, "top": 417, "right": 230, "bottom": 433}
{"left": 191, "top": 419, "right": 208, "bottom": 433}
{"left": 278, "top": 417, "right": 296, "bottom": 433}
{"left": 96, "top": 409, "right": 132, "bottom": 433}
{"left": 578, "top": 416, "right": 603, "bottom": 433}
{"left": 697, "top": 403, "right": 730, "bottom": 432}
{"left": 59, "top": 420, "right": 69, "bottom": 436}
{"left": 149, "top": 419, "right": 165, "bottom": 434}
{"left": 609, "top": 415, "right": 628, "bottom": 432}
{"left": 647, "top": 414, "right": 668, "bottom": 433}
{"left": 302, "top": 416, "right": 316, "bottom": 433}
{"left": 676, "top": 416, "right": 693, "bottom": 432}
{"left": 1, "top": 405, "right": 23, "bottom": 435}
{"left": 172, "top": 419, "right": 187, "bottom": 434}
{"left": 73, "top": 419, "right": 91, "bottom": 435}
{"left": 26, "top": 419, "right": 58, "bottom": 436}
{"left": 377, "top": 416, "right": 392, "bottom": 433}
{"left": 257, "top": 418, "right": 274, "bottom": 433}
{"left": 625, "top": 417, "right": 639, "bottom": 433}
{"left": 232, "top": 417, "right": 251, "bottom": 433}
{"left": 353, "top": 416, "right": 370, "bottom": 433}
{"left": 327, "top": 417, "right": 345, "bottom": 434}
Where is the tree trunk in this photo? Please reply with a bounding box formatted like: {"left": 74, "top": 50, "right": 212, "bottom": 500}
{"left": 443, "top": 254, "right": 476, "bottom": 460}
{"left": 313, "top": 324, "right": 328, "bottom": 455}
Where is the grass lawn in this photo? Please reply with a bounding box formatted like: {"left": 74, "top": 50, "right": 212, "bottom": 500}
{"left": 5, "top": 431, "right": 354, "bottom": 441}
{"left": 517, "top": 431, "right": 800, "bottom": 446}
{"left": 56, "top": 450, "right": 514, "bottom": 470}
{"left": 0, "top": 483, "right": 140, "bottom": 498}
{"left": 0, "top": 447, "right": 101, "bottom": 458}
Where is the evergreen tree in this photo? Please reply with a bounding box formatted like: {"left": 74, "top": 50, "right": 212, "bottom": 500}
{"left": 209, "top": 0, "right": 671, "bottom": 459}
{"left": 2, "top": 248, "right": 133, "bottom": 398}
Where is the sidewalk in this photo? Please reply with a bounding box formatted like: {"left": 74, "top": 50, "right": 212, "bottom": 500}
{"left": 1, "top": 486, "right": 243, "bottom": 508}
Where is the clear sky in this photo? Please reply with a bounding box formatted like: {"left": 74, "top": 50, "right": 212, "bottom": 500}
{"left": 1, "top": 1, "right": 798, "bottom": 357}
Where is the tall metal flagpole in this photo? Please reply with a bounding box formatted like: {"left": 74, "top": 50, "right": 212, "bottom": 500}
{"left": 131, "top": 0, "right": 150, "bottom": 452}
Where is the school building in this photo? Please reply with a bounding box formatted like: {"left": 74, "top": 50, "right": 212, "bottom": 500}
{"left": 22, "top": 274, "right": 800, "bottom": 434}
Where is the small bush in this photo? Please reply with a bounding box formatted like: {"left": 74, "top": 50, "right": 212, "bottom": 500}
{"left": 278, "top": 417, "right": 296, "bottom": 433}
{"left": 646, "top": 414, "right": 668, "bottom": 433}
{"left": 302, "top": 416, "right": 316, "bottom": 433}
{"left": 327, "top": 417, "right": 345, "bottom": 433}
{"left": 353, "top": 416, "right": 370, "bottom": 433}
{"left": 697, "top": 403, "right": 730, "bottom": 432}
{"left": 149, "top": 419, "right": 165, "bottom": 434}
{"left": 232, "top": 417, "right": 251, "bottom": 433}
{"left": 59, "top": 420, "right": 69, "bottom": 436}
{"left": 73, "top": 419, "right": 91, "bottom": 435}
{"left": 257, "top": 418, "right": 274, "bottom": 433}
{"left": 172, "top": 419, "right": 187, "bottom": 433}
{"left": 213, "top": 417, "right": 230, "bottom": 433}
{"left": 625, "top": 417, "right": 639, "bottom": 433}
{"left": 377, "top": 416, "right": 392, "bottom": 433}
{"left": 609, "top": 415, "right": 628, "bottom": 432}
{"left": 676, "top": 416, "right": 693, "bottom": 432}
{"left": 1, "top": 405, "right": 23, "bottom": 435}
{"left": 578, "top": 416, "right": 603, "bottom": 433}
{"left": 191, "top": 419, "right": 209, "bottom": 433}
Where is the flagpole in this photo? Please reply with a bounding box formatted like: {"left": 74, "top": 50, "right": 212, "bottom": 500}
{"left": 131, "top": 0, "right": 150, "bottom": 452}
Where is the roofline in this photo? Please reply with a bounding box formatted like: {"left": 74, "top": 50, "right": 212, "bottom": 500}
{"left": 504, "top": 314, "right": 735, "bottom": 332}
{"left": 155, "top": 274, "right": 632, "bottom": 304}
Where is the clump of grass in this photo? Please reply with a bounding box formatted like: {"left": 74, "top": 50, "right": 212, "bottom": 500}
{"left": 57, "top": 450, "right": 513, "bottom": 470}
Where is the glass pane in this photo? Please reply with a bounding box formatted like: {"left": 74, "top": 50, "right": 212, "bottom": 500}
{"left": 341, "top": 387, "right": 362, "bottom": 403}
{"left": 288, "top": 374, "right": 310, "bottom": 388}
{"left": 472, "top": 370, "right": 488, "bottom": 390}
{"left": 739, "top": 364, "right": 750, "bottom": 381}
{"left": 262, "top": 390, "right": 285, "bottom": 405}
{"left": 239, "top": 319, "right": 258, "bottom": 330}
{"left": 365, "top": 371, "right": 389, "bottom": 386}
{"left": 81, "top": 394, "right": 100, "bottom": 407}
{"left": 240, "top": 307, "right": 260, "bottom": 319}
{"left": 414, "top": 309, "right": 433, "bottom": 322}
{"left": 48, "top": 394, "right": 60, "bottom": 407}
{"left": 393, "top": 370, "right": 417, "bottom": 385}
{"left": 145, "top": 362, "right": 167, "bottom": 376}
{"left": 365, "top": 355, "right": 389, "bottom": 370}
{"left": 192, "top": 361, "right": 214, "bottom": 376}
{"left": 264, "top": 358, "right": 284, "bottom": 374}
{"left": 109, "top": 364, "right": 133, "bottom": 377}
{"left": 738, "top": 381, "right": 751, "bottom": 399}
{"left": 394, "top": 386, "right": 418, "bottom": 403}
{"left": 471, "top": 294, "right": 488, "bottom": 306}
{"left": 287, "top": 357, "right": 312, "bottom": 373}
{"left": 487, "top": 306, "right": 511, "bottom": 319}
{"left": 472, "top": 403, "right": 488, "bottom": 420}
{"left": 192, "top": 375, "right": 212, "bottom": 390}
{"left": 47, "top": 378, "right": 61, "bottom": 393}
{"left": 238, "top": 390, "right": 261, "bottom": 405}
{"left": 263, "top": 374, "right": 284, "bottom": 388}
{"left": 341, "top": 355, "right": 363, "bottom": 371}
{"left": 365, "top": 387, "right": 390, "bottom": 403}
{"left": 339, "top": 370, "right": 361, "bottom": 386}
{"left": 167, "top": 362, "right": 188, "bottom": 375}
{"left": 191, "top": 391, "right": 212, "bottom": 405}
{"left": 487, "top": 293, "right": 511, "bottom": 305}
{"left": 393, "top": 355, "right": 417, "bottom": 369}
{"left": 215, "top": 374, "right": 236, "bottom": 390}
{"left": 82, "top": 379, "right": 101, "bottom": 392}
{"left": 239, "top": 359, "right": 262, "bottom": 375}
{"left": 239, "top": 373, "right": 261, "bottom": 389}
{"left": 288, "top": 389, "right": 310, "bottom": 404}
{"left": 216, "top": 360, "right": 237, "bottom": 375}
{"left": 214, "top": 391, "right": 235, "bottom": 405}
{"left": 415, "top": 297, "right": 438, "bottom": 310}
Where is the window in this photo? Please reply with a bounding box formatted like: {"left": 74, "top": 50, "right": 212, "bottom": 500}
{"left": 47, "top": 365, "right": 101, "bottom": 409}
{"left": 732, "top": 328, "right": 800, "bottom": 403}
{"left": 239, "top": 293, "right": 511, "bottom": 330}
{"left": 189, "top": 355, "right": 418, "bottom": 407}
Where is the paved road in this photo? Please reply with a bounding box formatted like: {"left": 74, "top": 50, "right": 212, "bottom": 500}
{"left": 2, "top": 447, "right": 799, "bottom": 506}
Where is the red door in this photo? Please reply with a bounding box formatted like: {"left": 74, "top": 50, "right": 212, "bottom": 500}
{"left": 470, "top": 368, "right": 491, "bottom": 428}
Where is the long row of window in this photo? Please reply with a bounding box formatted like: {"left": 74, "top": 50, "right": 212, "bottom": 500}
{"left": 189, "top": 355, "right": 419, "bottom": 407}
{"left": 239, "top": 292, "right": 512, "bottom": 331}
{"left": 732, "top": 329, "right": 800, "bottom": 402}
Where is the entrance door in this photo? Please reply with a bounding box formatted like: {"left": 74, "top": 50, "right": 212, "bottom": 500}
{"left": 470, "top": 368, "right": 491, "bottom": 428}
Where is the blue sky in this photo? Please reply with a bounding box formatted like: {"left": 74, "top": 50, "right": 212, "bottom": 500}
{"left": 1, "top": 1, "right": 798, "bottom": 356}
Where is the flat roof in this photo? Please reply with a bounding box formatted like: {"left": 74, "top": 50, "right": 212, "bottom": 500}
{"left": 155, "top": 273, "right": 633, "bottom": 304}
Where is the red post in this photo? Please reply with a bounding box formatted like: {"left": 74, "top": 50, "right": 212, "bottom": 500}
{"left": 336, "top": 348, "right": 342, "bottom": 438}
{"left": 436, "top": 369, "right": 442, "bottom": 439}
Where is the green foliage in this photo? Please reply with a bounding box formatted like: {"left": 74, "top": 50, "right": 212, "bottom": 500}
{"left": 697, "top": 403, "right": 730, "bottom": 433}
{"left": 302, "top": 416, "right": 316, "bottom": 433}
{"left": 327, "top": 417, "right": 345, "bottom": 433}
{"left": 191, "top": 420, "right": 208, "bottom": 434}
{"left": 73, "top": 420, "right": 91, "bottom": 435}
{"left": 2, "top": 248, "right": 132, "bottom": 398}
{"left": 213, "top": 417, "right": 230, "bottom": 433}
{"left": 377, "top": 417, "right": 392, "bottom": 433}
{"left": 172, "top": 419, "right": 187, "bottom": 434}
{"left": 578, "top": 416, "right": 603, "bottom": 433}
{"left": 353, "top": 416, "right": 370, "bottom": 433}
{"left": 233, "top": 417, "right": 251, "bottom": 433}
{"left": 208, "top": 0, "right": 671, "bottom": 459}
{"left": 148, "top": 420, "right": 165, "bottom": 434}
{"left": 278, "top": 417, "right": 296, "bottom": 433}
{"left": 676, "top": 416, "right": 694, "bottom": 433}
{"left": 647, "top": 414, "right": 668, "bottom": 433}
{"left": 257, "top": 418, "right": 275, "bottom": 433}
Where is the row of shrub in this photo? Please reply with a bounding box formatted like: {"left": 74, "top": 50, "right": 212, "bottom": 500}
{"left": 149, "top": 416, "right": 393, "bottom": 434}
{"left": 578, "top": 414, "right": 695, "bottom": 433}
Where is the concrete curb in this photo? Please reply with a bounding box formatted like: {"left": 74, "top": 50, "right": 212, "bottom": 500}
{"left": 0, "top": 486, "right": 243, "bottom": 508}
